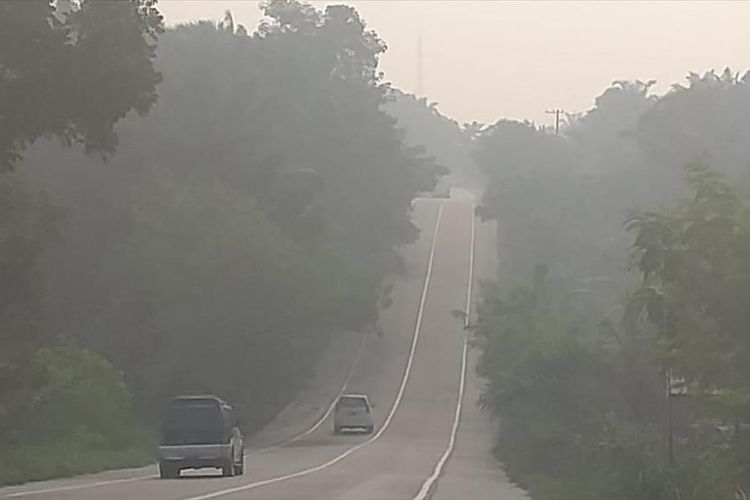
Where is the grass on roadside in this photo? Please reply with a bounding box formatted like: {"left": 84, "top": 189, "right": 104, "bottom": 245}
{"left": 0, "top": 437, "right": 155, "bottom": 486}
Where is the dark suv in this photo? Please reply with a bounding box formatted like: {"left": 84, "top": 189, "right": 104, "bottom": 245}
{"left": 158, "top": 395, "right": 244, "bottom": 479}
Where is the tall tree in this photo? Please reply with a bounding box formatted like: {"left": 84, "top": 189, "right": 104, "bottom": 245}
{"left": 637, "top": 69, "right": 750, "bottom": 183}
{"left": 0, "top": 0, "right": 163, "bottom": 169}
{"left": 17, "top": 0, "right": 442, "bottom": 430}
{"left": 627, "top": 164, "right": 750, "bottom": 400}
{"left": 382, "top": 90, "right": 478, "bottom": 189}
{"left": 0, "top": 175, "right": 56, "bottom": 435}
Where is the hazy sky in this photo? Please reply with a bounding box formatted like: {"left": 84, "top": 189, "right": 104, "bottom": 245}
{"left": 158, "top": 1, "right": 750, "bottom": 126}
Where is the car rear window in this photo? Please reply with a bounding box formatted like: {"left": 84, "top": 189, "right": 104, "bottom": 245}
{"left": 162, "top": 400, "right": 227, "bottom": 445}
{"left": 336, "top": 396, "right": 367, "bottom": 409}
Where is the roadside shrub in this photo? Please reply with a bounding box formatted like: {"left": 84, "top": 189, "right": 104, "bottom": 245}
{"left": 0, "top": 346, "right": 153, "bottom": 486}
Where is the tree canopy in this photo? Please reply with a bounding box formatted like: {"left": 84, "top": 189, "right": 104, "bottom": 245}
{"left": 2, "top": 1, "right": 444, "bottom": 469}
{"left": 474, "top": 72, "right": 750, "bottom": 498}
{"left": 0, "top": 0, "right": 163, "bottom": 170}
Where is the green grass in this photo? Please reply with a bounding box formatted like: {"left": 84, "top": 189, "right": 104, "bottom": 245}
{"left": 0, "top": 439, "right": 155, "bottom": 486}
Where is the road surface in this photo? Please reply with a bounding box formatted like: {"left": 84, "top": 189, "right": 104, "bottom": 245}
{"left": 0, "top": 197, "right": 529, "bottom": 500}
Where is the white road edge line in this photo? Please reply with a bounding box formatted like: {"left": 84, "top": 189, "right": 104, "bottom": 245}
{"left": 2, "top": 201, "right": 444, "bottom": 500}
{"left": 413, "top": 200, "right": 475, "bottom": 500}
{"left": 3, "top": 476, "right": 154, "bottom": 499}
{"left": 181, "top": 202, "right": 445, "bottom": 500}
{"left": 2, "top": 289, "right": 370, "bottom": 499}
{"left": 251, "top": 332, "right": 366, "bottom": 454}
{"left": 2, "top": 328, "right": 366, "bottom": 499}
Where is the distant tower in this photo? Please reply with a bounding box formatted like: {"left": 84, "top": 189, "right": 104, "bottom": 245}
{"left": 416, "top": 35, "right": 424, "bottom": 96}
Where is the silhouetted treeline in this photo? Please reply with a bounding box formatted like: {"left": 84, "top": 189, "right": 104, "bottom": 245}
{"left": 0, "top": 0, "right": 441, "bottom": 484}
{"left": 0, "top": 0, "right": 163, "bottom": 170}
{"left": 476, "top": 73, "right": 750, "bottom": 498}
{"left": 382, "top": 90, "right": 482, "bottom": 190}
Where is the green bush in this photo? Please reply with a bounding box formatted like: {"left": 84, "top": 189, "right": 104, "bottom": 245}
{"left": 477, "top": 271, "right": 749, "bottom": 500}
{"left": 0, "top": 440, "right": 153, "bottom": 486}
{"left": 0, "top": 346, "right": 153, "bottom": 486}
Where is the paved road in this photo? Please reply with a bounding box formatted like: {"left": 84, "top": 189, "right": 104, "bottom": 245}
{"left": 0, "top": 197, "right": 529, "bottom": 500}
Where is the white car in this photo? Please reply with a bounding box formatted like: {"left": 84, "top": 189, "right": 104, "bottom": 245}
{"left": 333, "top": 394, "right": 374, "bottom": 434}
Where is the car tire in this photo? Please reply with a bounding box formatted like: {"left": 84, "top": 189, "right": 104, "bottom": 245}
{"left": 234, "top": 454, "right": 244, "bottom": 476}
{"left": 222, "top": 457, "right": 234, "bottom": 477}
{"left": 159, "top": 462, "right": 179, "bottom": 479}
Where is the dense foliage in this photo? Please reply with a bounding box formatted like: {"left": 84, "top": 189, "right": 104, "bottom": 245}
{"left": 382, "top": 90, "right": 480, "bottom": 190}
{"left": 4, "top": 1, "right": 750, "bottom": 494}
{"left": 0, "top": 0, "right": 163, "bottom": 170}
{"left": 477, "top": 272, "right": 664, "bottom": 499}
{"left": 0, "top": 0, "right": 441, "bottom": 484}
{"left": 0, "top": 346, "right": 152, "bottom": 484}
{"left": 476, "top": 73, "right": 750, "bottom": 498}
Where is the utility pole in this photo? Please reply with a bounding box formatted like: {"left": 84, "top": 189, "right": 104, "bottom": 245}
{"left": 666, "top": 369, "right": 687, "bottom": 468}
{"left": 667, "top": 379, "right": 675, "bottom": 467}
{"left": 545, "top": 109, "right": 563, "bottom": 135}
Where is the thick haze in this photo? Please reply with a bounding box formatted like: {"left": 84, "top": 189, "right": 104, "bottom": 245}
{"left": 4, "top": 1, "right": 750, "bottom": 495}
{"left": 159, "top": 0, "right": 750, "bottom": 125}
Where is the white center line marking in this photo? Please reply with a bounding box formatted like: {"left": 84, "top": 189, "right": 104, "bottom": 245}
{"left": 251, "top": 332, "right": 366, "bottom": 454}
{"left": 3, "top": 340, "right": 365, "bottom": 499}
{"left": 181, "top": 202, "right": 445, "bottom": 500}
{"left": 2, "top": 331, "right": 366, "bottom": 499}
{"left": 2, "top": 201, "right": 445, "bottom": 500}
{"left": 413, "top": 200, "right": 475, "bottom": 500}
